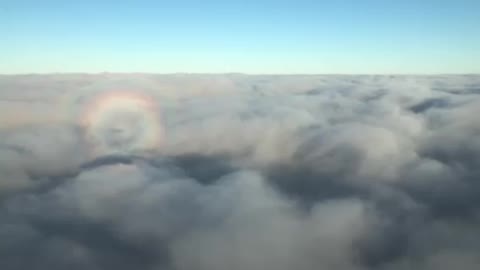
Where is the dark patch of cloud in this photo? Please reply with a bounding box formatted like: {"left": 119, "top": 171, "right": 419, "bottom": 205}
{"left": 80, "top": 155, "right": 137, "bottom": 170}
{"left": 409, "top": 98, "right": 450, "bottom": 113}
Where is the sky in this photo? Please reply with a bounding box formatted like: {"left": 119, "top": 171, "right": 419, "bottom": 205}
{"left": 1, "top": 0, "right": 479, "bottom": 74}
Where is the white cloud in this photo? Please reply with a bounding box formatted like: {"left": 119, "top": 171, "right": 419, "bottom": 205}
{"left": 1, "top": 74, "right": 480, "bottom": 269}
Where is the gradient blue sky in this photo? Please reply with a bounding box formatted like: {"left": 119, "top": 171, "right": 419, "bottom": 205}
{"left": 1, "top": 0, "right": 479, "bottom": 74}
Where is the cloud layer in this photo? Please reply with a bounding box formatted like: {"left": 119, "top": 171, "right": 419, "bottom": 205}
{"left": 1, "top": 74, "right": 480, "bottom": 270}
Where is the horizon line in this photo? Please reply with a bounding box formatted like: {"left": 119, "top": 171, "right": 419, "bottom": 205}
{"left": 1, "top": 72, "right": 479, "bottom": 76}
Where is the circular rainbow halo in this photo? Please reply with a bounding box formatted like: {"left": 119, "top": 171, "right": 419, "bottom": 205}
{"left": 80, "top": 90, "right": 163, "bottom": 157}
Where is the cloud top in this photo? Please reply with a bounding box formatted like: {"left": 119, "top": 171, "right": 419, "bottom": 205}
{"left": 1, "top": 74, "right": 480, "bottom": 270}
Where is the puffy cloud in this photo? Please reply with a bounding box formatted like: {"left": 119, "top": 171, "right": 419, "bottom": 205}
{"left": 1, "top": 74, "right": 480, "bottom": 270}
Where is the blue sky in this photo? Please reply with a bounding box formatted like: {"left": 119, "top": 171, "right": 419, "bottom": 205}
{"left": 1, "top": 0, "right": 479, "bottom": 74}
